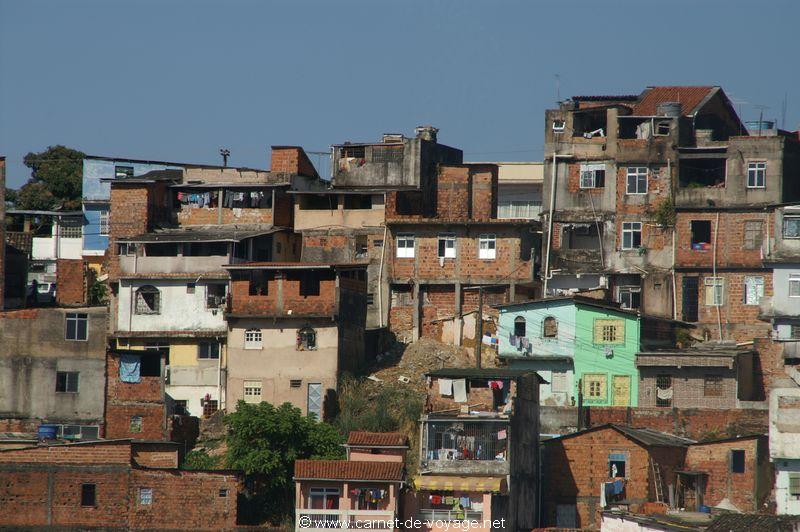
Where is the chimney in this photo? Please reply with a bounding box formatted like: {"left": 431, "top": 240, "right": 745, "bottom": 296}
{"left": 415, "top": 126, "right": 439, "bottom": 143}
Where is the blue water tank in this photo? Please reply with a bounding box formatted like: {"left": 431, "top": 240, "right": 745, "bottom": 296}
{"left": 38, "top": 425, "right": 58, "bottom": 440}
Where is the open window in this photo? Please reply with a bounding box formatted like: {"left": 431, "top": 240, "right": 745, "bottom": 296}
{"left": 299, "top": 271, "right": 322, "bottom": 297}
{"left": 206, "top": 283, "right": 226, "bottom": 309}
{"left": 608, "top": 452, "right": 627, "bottom": 478}
{"left": 690, "top": 221, "right": 712, "bottom": 251}
{"left": 572, "top": 109, "right": 607, "bottom": 138}
{"left": 300, "top": 194, "right": 338, "bottom": 210}
{"left": 679, "top": 158, "right": 726, "bottom": 188}
{"left": 438, "top": 233, "right": 456, "bottom": 259}
{"left": 297, "top": 327, "right": 317, "bottom": 351}
{"left": 395, "top": 191, "right": 424, "bottom": 216}
{"left": 135, "top": 286, "right": 161, "bottom": 315}
{"left": 514, "top": 316, "right": 526, "bottom": 337}
{"left": 564, "top": 223, "right": 602, "bottom": 250}
{"left": 344, "top": 194, "right": 373, "bottom": 209}
{"left": 617, "top": 286, "right": 641, "bottom": 310}
{"left": 579, "top": 164, "right": 606, "bottom": 189}
{"left": 249, "top": 271, "right": 272, "bottom": 296}
{"left": 655, "top": 375, "right": 673, "bottom": 407}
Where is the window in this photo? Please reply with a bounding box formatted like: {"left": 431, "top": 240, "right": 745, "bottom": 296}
{"left": 308, "top": 383, "right": 323, "bottom": 420}
{"left": 396, "top": 233, "right": 415, "bottom": 258}
{"left": 355, "top": 235, "right": 368, "bottom": 258}
{"left": 655, "top": 375, "right": 673, "bottom": 407}
{"left": 115, "top": 165, "right": 134, "bottom": 179}
{"left": 309, "top": 487, "right": 340, "bottom": 510}
{"left": 704, "top": 375, "right": 723, "bottom": 397}
{"left": 244, "top": 329, "right": 262, "bottom": 349}
{"left": 655, "top": 121, "right": 671, "bottom": 136}
{"left": 249, "top": 271, "right": 271, "bottom": 296}
{"left": 608, "top": 452, "right": 627, "bottom": 478}
{"left": 626, "top": 167, "right": 648, "bottom": 194}
{"left": 366, "top": 293, "right": 375, "bottom": 305}
{"left": 552, "top": 119, "right": 566, "bottom": 132}
{"left": 344, "top": 195, "right": 373, "bottom": 209}
{"left": 135, "top": 286, "right": 161, "bottom": 315}
{"left": 186, "top": 282, "right": 196, "bottom": 294}
{"left": 99, "top": 211, "right": 109, "bottom": 236}
{"left": 299, "top": 272, "right": 321, "bottom": 297}
{"left": 478, "top": 234, "right": 496, "bottom": 260}
{"left": 583, "top": 374, "right": 607, "bottom": 401}
{"left": 438, "top": 233, "right": 456, "bottom": 259}
{"left": 206, "top": 284, "right": 226, "bottom": 309}
{"left": 202, "top": 399, "right": 219, "bottom": 417}
{"left": 219, "top": 488, "right": 229, "bottom": 498}
{"left": 65, "top": 313, "right": 88, "bottom": 341}
{"left": 498, "top": 200, "right": 542, "bottom": 220}
{"left": 730, "top": 449, "right": 745, "bottom": 473}
{"left": 579, "top": 164, "right": 605, "bottom": 189}
{"left": 130, "top": 416, "right": 143, "bottom": 433}
{"left": 691, "top": 220, "right": 712, "bottom": 250}
{"left": 543, "top": 316, "right": 558, "bottom": 338}
{"left": 594, "top": 319, "right": 625, "bottom": 344}
{"left": 744, "top": 276, "right": 765, "bottom": 306}
{"left": 791, "top": 275, "right": 800, "bottom": 298}
{"left": 243, "top": 380, "right": 262, "bottom": 403}
{"left": 198, "top": 342, "right": 221, "bottom": 360}
{"left": 81, "top": 483, "right": 96, "bottom": 507}
{"left": 789, "top": 474, "right": 800, "bottom": 498}
{"left": 139, "top": 488, "right": 153, "bottom": 505}
{"left": 747, "top": 161, "right": 766, "bottom": 188}
{"left": 290, "top": 379, "right": 303, "bottom": 388}
{"left": 514, "top": 316, "right": 526, "bottom": 338}
{"left": 371, "top": 145, "right": 403, "bottom": 163}
{"left": 704, "top": 277, "right": 724, "bottom": 306}
{"left": 785, "top": 217, "right": 800, "bottom": 239}
{"left": 791, "top": 324, "right": 800, "bottom": 339}
{"left": 682, "top": 277, "right": 699, "bottom": 322}
{"left": 617, "top": 286, "right": 641, "bottom": 310}
{"left": 743, "top": 221, "right": 763, "bottom": 250}
{"left": 621, "top": 222, "right": 642, "bottom": 250}
{"left": 551, "top": 371, "right": 568, "bottom": 393}
{"left": 297, "top": 327, "right": 316, "bottom": 350}
{"left": 56, "top": 371, "right": 79, "bottom": 393}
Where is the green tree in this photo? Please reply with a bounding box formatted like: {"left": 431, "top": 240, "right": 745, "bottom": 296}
{"left": 182, "top": 449, "right": 223, "bottom": 470}
{"left": 19, "top": 145, "right": 85, "bottom": 210}
{"left": 225, "top": 401, "right": 344, "bottom": 524}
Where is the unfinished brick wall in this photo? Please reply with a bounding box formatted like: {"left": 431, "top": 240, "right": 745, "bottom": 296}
{"left": 675, "top": 211, "right": 771, "bottom": 269}
{"left": 105, "top": 352, "right": 167, "bottom": 440}
{"left": 753, "top": 337, "right": 787, "bottom": 401}
{"left": 684, "top": 436, "right": 768, "bottom": 512}
{"left": 436, "top": 166, "right": 471, "bottom": 219}
{"left": 56, "top": 258, "right": 87, "bottom": 306}
{"left": 228, "top": 270, "right": 338, "bottom": 316}
{"left": 271, "top": 146, "right": 319, "bottom": 178}
{"left": 469, "top": 165, "right": 497, "bottom": 220}
{"left": 0, "top": 439, "right": 132, "bottom": 465}
{"left": 638, "top": 367, "right": 739, "bottom": 409}
{"left": 132, "top": 442, "right": 180, "bottom": 469}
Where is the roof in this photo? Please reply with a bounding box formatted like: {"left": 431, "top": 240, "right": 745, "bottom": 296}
{"left": 171, "top": 182, "right": 290, "bottom": 189}
{"left": 117, "top": 272, "right": 229, "bottom": 281}
{"left": 690, "top": 433, "right": 765, "bottom": 446}
{"left": 425, "top": 367, "right": 546, "bottom": 382}
{"left": 495, "top": 295, "right": 636, "bottom": 316}
{"left": 6, "top": 210, "right": 83, "bottom": 217}
{"left": 117, "top": 225, "right": 283, "bottom": 243}
{"left": 346, "top": 431, "right": 408, "bottom": 448}
{"left": 601, "top": 511, "right": 709, "bottom": 531}
{"left": 638, "top": 342, "right": 755, "bottom": 359}
{"left": 544, "top": 424, "right": 695, "bottom": 447}
{"left": 413, "top": 475, "right": 507, "bottom": 494}
{"left": 632, "top": 86, "right": 716, "bottom": 116}
{"left": 85, "top": 154, "right": 268, "bottom": 172}
{"left": 224, "top": 261, "right": 368, "bottom": 270}
{"left": 111, "top": 330, "right": 226, "bottom": 339}
{"left": 572, "top": 95, "right": 639, "bottom": 102}
{"left": 294, "top": 460, "right": 404, "bottom": 482}
{"left": 105, "top": 169, "right": 183, "bottom": 184}
{"left": 706, "top": 514, "right": 800, "bottom": 532}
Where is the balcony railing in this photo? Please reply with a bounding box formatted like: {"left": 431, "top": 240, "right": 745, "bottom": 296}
{"left": 417, "top": 509, "right": 484, "bottom": 522}
{"left": 295, "top": 509, "right": 396, "bottom": 531}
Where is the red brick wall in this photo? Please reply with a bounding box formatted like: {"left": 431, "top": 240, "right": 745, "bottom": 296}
{"left": 675, "top": 211, "right": 771, "bottom": 269}
{"left": 469, "top": 165, "right": 497, "bottom": 220}
{"left": 132, "top": 442, "right": 180, "bottom": 469}
{"left": 228, "top": 271, "right": 338, "bottom": 316}
{"left": 56, "top": 258, "right": 87, "bottom": 306}
{"left": 436, "top": 166, "right": 471, "bottom": 220}
{"left": 585, "top": 407, "right": 768, "bottom": 441}
{"left": 271, "top": 146, "right": 318, "bottom": 178}
{"left": 105, "top": 352, "right": 167, "bottom": 440}
{"left": 684, "top": 437, "right": 765, "bottom": 511}
{"left": 0, "top": 440, "right": 132, "bottom": 465}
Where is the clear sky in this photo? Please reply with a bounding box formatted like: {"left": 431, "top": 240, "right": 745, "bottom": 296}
{"left": 1, "top": 0, "right": 799, "bottom": 188}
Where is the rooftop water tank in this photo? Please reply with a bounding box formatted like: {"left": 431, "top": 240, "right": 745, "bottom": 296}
{"left": 38, "top": 424, "right": 58, "bottom": 441}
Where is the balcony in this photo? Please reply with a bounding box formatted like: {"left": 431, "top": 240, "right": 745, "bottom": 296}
{"left": 119, "top": 254, "right": 230, "bottom": 274}
{"left": 421, "top": 419, "right": 509, "bottom": 476}
{"left": 295, "top": 509, "right": 396, "bottom": 532}
{"left": 417, "top": 509, "right": 484, "bottom": 522}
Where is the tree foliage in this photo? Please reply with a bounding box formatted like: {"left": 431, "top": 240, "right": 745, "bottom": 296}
{"left": 18, "top": 145, "right": 85, "bottom": 210}
{"left": 334, "top": 375, "right": 423, "bottom": 436}
{"left": 181, "top": 448, "right": 223, "bottom": 470}
{"left": 225, "top": 401, "right": 344, "bottom": 523}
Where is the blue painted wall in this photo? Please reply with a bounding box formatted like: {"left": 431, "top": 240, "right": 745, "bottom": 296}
{"left": 82, "top": 158, "right": 182, "bottom": 254}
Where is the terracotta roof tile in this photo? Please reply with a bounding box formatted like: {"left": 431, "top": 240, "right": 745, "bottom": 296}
{"left": 346, "top": 431, "right": 408, "bottom": 447}
{"left": 294, "top": 460, "right": 404, "bottom": 481}
{"left": 632, "top": 86, "right": 716, "bottom": 116}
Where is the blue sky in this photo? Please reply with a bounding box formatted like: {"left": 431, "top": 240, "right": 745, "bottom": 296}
{"left": 1, "top": 0, "right": 798, "bottom": 188}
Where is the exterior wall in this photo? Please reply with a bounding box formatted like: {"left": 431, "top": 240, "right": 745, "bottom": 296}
{"left": 774, "top": 459, "right": 800, "bottom": 515}
{"left": 349, "top": 448, "right": 405, "bottom": 463}
{"left": 32, "top": 236, "right": 83, "bottom": 261}
{"left": 684, "top": 437, "right": 769, "bottom": 512}
{"left": 764, "top": 263, "right": 800, "bottom": 319}
{"left": 0, "top": 157, "right": 4, "bottom": 309}
{"left": 271, "top": 146, "right": 320, "bottom": 178}
{"left": 295, "top": 194, "right": 386, "bottom": 231}
{"left": 0, "top": 307, "right": 107, "bottom": 424}
{"left": 542, "top": 427, "right": 685, "bottom": 529}
{"left": 56, "top": 258, "right": 87, "bottom": 306}
{"left": 637, "top": 366, "right": 739, "bottom": 409}
{"left": 131, "top": 442, "right": 180, "bottom": 469}
{"left": 105, "top": 352, "right": 167, "bottom": 440}
{"left": 228, "top": 270, "right": 338, "bottom": 317}
{"left": 116, "top": 279, "right": 227, "bottom": 333}
{"left": 226, "top": 318, "right": 339, "bottom": 417}
{"left": 674, "top": 211, "right": 770, "bottom": 269}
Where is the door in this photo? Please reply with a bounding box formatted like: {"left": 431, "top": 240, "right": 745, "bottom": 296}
{"left": 682, "top": 277, "right": 699, "bottom": 322}
{"left": 307, "top": 383, "right": 323, "bottom": 420}
{"left": 612, "top": 375, "right": 631, "bottom": 406}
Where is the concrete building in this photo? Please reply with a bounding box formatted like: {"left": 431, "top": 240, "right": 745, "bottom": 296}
{"left": 224, "top": 262, "right": 367, "bottom": 419}
{"left": 0, "top": 306, "right": 107, "bottom": 434}
{"left": 0, "top": 438, "right": 240, "bottom": 530}
{"left": 412, "top": 367, "right": 542, "bottom": 532}
{"left": 492, "top": 162, "right": 544, "bottom": 221}
{"left": 769, "top": 385, "right": 800, "bottom": 514}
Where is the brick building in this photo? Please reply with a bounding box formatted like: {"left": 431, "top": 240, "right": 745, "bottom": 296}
{"left": 0, "top": 438, "right": 240, "bottom": 530}
{"left": 224, "top": 262, "right": 367, "bottom": 419}
{"left": 105, "top": 348, "right": 169, "bottom": 440}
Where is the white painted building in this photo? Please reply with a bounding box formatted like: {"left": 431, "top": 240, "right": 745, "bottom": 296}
{"left": 770, "top": 384, "right": 800, "bottom": 515}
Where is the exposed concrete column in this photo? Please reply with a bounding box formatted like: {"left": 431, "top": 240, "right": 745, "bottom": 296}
{"left": 509, "top": 281, "right": 516, "bottom": 303}
{"left": 454, "top": 281, "right": 463, "bottom": 346}
{"left": 277, "top": 273, "right": 284, "bottom": 314}
{"left": 412, "top": 282, "right": 421, "bottom": 340}
{"left": 217, "top": 187, "right": 224, "bottom": 225}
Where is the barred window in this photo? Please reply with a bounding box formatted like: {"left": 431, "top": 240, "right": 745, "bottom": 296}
{"left": 244, "top": 329, "right": 262, "bottom": 349}
{"left": 593, "top": 319, "right": 625, "bottom": 344}
{"left": 704, "top": 375, "right": 723, "bottom": 397}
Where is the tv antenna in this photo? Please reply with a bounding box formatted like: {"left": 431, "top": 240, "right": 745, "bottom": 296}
{"left": 219, "top": 148, "right": 230, "bottom": 167}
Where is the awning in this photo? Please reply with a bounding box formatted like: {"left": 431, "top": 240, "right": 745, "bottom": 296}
{"left": 413, "top": 476, "right": 507, "bottom": 494}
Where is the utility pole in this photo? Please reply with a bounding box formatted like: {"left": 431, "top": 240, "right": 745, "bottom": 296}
{"left": 219, "top": 148, "right": 230, "bottom": 167}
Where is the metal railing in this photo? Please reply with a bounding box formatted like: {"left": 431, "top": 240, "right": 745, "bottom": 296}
{"left": 423, "top": 420, "right": 509, "bottom": 462}
{"left": 417, "top": 509, "right": 484, "bottom": 522}
{"left": 295, "top": 508, "right": 395, "bottom": 531}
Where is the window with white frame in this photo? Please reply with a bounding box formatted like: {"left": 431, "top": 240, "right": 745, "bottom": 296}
{"left": 61, "top": 224, "right": 82, "bottom": 238}
{"left": 243, "top": 380, "right": 262, "bottom": 403}
{"left": 437, "top": 233, "right": 456, "bottom": 259}
{"left": 65, "top": 313, "right": 88, "bottom": 341}
{"left": 498, "top": 200, "right": 542, "bottom": 219}
{"left": 244, "top": 329, "right": 262, "bottom": 349}
{"left": 747, "top": 161, "right": 766, "bottom": 188}
{"left": 790, "top": 274, "right": 800, "bottom": 298}
{"left": 99, "top": 211, "right": 110, "bottom": 236}
{"left": 704, "top": 277, "right": 724, "bottom": 306}
{"left": 396, "top": 233, "right": 415, "bottom": 258}
{"left": 621, "top": 222, "right": 642, "bottom": 250}
{"left": 579, "top": 164, "right": 605, "bottom": 189}
{"left": 139, "top": 487, "right": 153, "bottom": 505}
{"left": 617, "top": 286, "right": 641, "bottom": 310}
{"left": 744, "top": 276, "right": 765, "bottom": 306}
{"left": 785, "top": 217, "right": 800, "bottom": 239}
{"left": 626, "top": 167, "right": 648, "bottom": 194}
{"left": 478, "top": 234, "right": 496, "bottom": 260}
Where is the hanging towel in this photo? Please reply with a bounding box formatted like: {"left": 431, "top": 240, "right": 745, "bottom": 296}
{"left": 520, "top": 337, "right": 530, "bottom": 349}
{"left": 612, "top": 479, "right": 624, "bottom": 495}
{"left": 600, "top": 482, "right": 609, "bottom": 507}
{"left": 497, "top": 429, "right": 507, "bottom": 440}
{"left": 509, "top": 332, "right": 517, "bottom": 347}
{"left": 453, "top": 379, "right": 468, "bottom": 403}
{"left": 431, "top": 495, "right": 442, "bottom": 504}
{"left": 439, "top": 378, "right": 453, "bottom": 396}
{"left": 119, "top": 354, "right": 141, "bottom": 383}
{"left": 656, "top": 387, "right": 673, "bottom": 400}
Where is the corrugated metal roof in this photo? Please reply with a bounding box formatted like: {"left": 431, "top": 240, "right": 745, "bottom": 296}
{"left": 545, "top": 424, "right": 695, "bottom": 447}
